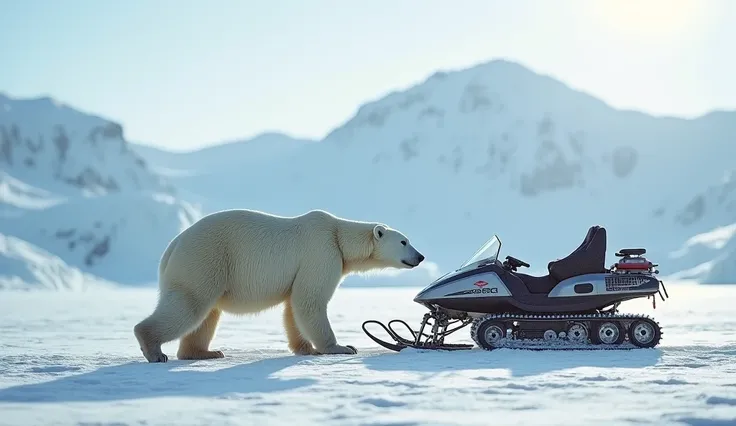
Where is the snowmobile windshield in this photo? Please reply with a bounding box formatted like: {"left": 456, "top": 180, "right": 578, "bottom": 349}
{"left": 460, "top": 235, "right": 502, "bottom": 268}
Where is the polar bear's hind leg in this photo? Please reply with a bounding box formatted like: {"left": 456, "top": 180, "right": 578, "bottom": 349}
{"left": 134, "top": 287, "right": 218, "bottom": 363}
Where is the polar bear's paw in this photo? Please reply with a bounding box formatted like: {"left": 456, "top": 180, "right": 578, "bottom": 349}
{"left": 141, "top": 348, "right": 169, "bottom": 363}
{"left": 318, "top": 344, "right": 358, "bottom": 355}
{"left": 177, "top": 349, "right": 225, "bottom": 360}
{"left": 290, "top": 340, "right": 319, "bottom": 356}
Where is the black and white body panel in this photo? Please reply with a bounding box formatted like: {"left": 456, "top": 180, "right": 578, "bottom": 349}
{"left": 413, "top": 268, "right": 511, "bottom": 301}
{"left": 413, "top": 262, "right": 660, "bottom": 316}
{"left": 548, "top": 273, "right": 660, "bottom": 298}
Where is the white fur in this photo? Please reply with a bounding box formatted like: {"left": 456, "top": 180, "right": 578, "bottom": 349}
{"left": 133, "top": 209, "right": 424, "bottom": 362}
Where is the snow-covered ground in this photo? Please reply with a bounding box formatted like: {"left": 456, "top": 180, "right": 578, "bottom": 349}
{"left": 1, "top": 282, "right": 734, "bottom": 426}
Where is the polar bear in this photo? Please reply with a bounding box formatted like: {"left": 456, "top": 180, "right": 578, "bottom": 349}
{"left": 133, "top": 208, "right": 424, "bottom": 363}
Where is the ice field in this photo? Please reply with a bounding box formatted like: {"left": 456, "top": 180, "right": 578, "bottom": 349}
{"left": 0, "top": 282, "right": 735, "bottom": 426}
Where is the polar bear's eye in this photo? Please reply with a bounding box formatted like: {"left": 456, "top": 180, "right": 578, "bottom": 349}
{"left": 401, "top": 241, "right": 407, "bottom": 246}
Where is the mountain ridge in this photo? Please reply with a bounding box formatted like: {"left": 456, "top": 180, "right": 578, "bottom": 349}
{"left": 128, "top": 58, "right": 736, "bottom": 285}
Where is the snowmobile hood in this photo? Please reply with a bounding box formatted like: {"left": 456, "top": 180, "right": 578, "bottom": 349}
{"left": 413, "top": 234, "right": 504, "bottom": 305}
{"left": 413, "top": 260, "right": 506, "bottom": 306}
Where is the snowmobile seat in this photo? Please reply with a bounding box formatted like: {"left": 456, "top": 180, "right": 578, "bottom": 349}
{"left": 514, "top": 272, "right": 559, "bottom": 295}
{"left": 547, "top": 226, "right": 607, "bottom": 283}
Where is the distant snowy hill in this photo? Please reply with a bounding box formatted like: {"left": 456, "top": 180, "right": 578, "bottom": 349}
{"left": 0, "top": 93, "right": 200, "bottom": 290}
{"left": 131, "top": 59, "right": 736, "bottom": 284}
{"left": 662, "top": 170, "right": 736, "bottom": 284}
{"left": 130, "top": 133, "right": 317, "bottom": 208}
{"left": 666, "top": 223, "right": 736, "bottom": 284}
{"left": 1, "top": 192, "right": 200, "bottom": 284}
{"left": 131, "top": 132, "right": 317, "bottom": 174}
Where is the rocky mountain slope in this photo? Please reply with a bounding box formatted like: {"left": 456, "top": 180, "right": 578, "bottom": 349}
{"left": 0, "top": 93, "right": 173, "bottom": 197}
{"left": 131, "top": 60, "right": 736, "bottom": 284}
{"left": 0, "top": 93, "right": 201, "bottom": 289}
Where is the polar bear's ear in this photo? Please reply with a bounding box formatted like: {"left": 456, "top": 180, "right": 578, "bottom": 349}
{"left": 373, "top": 225, "right": 386, "bottom": 240}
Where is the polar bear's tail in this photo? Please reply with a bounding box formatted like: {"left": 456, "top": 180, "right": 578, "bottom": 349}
{"left": 158, "top": 234, "right": 180, "bottom": 281}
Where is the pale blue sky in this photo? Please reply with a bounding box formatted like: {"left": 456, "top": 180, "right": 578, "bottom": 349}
{"left": 2, "top": 0, "right": 734, "bottom": 151}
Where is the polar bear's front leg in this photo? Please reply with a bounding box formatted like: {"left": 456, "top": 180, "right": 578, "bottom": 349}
{"left": 289, "top": 261, "right": 357, "bottom": 355}
{"left": 283, "top": 297, "right": 318, "bottom": 355}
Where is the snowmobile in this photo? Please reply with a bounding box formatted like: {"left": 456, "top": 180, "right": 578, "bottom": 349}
{"left": 362, "top": 225, "right": 669, "bottom": 352}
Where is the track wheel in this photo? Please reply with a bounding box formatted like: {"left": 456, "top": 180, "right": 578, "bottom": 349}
{"left": 475, "top": 321, "right": 506, "bottom": 350}
{"left": 566, "top": 322, "right": 589, "bottom": 343}
{"left": 627, "top": 319, "right": 661, "bottom": 348}
{"left": 591, "top": 321, "right": 625, "bottom": 345}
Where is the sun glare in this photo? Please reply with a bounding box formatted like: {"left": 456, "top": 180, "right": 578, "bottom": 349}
{"left": 588, "top": 0, "right": 707, "bottom": 40}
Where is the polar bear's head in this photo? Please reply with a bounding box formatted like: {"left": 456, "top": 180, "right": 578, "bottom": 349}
{"left": 372, "top": 225, "right": 424, "bottom": 269}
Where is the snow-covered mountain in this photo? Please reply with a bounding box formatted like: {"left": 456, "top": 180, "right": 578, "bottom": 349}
{"left": 0, "top": 93, "right": 201, "bottom": 290}
{"left": 3, "top": 58, "right": 735, "bottom": 290}
{"left": 0, "top": 93, "right": 173, "bottom": 197}
{"left": 131, "top": 59, "right": 736, "bottom": 284}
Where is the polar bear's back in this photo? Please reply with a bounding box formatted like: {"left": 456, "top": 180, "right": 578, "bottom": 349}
{"left": 159, "top": 209, "right": 340, "bottom": 313}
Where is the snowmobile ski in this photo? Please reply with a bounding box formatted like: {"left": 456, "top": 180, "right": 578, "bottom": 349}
{"left": 361, "top": 315, "right": 474, "bottom": 352}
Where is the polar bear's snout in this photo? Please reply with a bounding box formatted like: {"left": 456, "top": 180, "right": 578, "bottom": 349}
{"left": 402, "top": 249, "right": 425, "bottom": 268}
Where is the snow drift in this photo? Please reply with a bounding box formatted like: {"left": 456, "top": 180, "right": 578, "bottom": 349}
{"left": 0, "top": 192, "right": 201, "bottom": 284}
{"left": 0, "top": 232, "right": 115, "bottom": 290}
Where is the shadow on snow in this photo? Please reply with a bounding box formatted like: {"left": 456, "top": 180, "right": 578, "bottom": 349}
{"left": 0, "top": 355, "right": 314, "bottom": 403}
{"left": 361, "top": 347, "right": 664, "bottom": 378}
{"left": 0, "top": 347, "right": 665, "bottom": 403}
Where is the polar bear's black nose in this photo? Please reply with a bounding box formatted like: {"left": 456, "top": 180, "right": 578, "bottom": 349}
{"left": 417, "top": 253, "right": 425, "bottom": 263}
